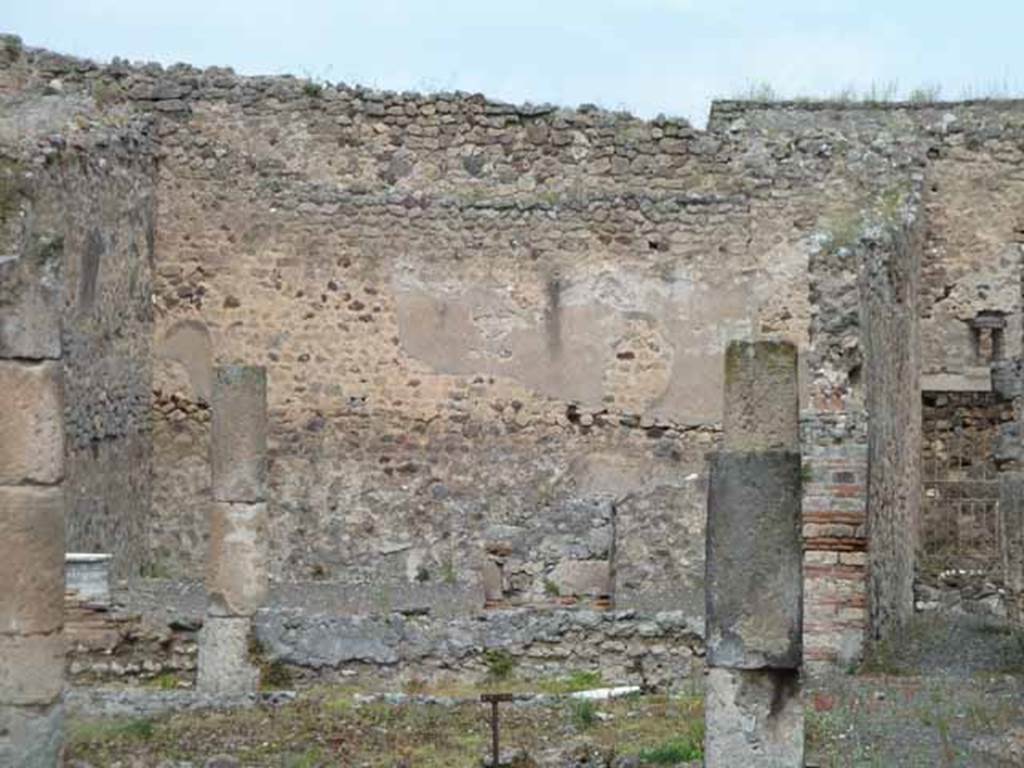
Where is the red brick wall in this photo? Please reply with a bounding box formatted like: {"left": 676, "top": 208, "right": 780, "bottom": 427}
{"left": 801, "top": 411, "right": 868, "bottom": 667}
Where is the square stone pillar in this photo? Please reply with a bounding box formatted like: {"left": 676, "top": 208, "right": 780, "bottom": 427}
{"left": 211, "top": 365, "right": 267, "bottom": 503}
{"left": 0, "top": 355, "right": 66, "bottom": 766}
{"left": 198, "top": 365, "right": 269, "bottom": 696}
{"left": 704, "top": 340, "right": 804, "bottom": 768}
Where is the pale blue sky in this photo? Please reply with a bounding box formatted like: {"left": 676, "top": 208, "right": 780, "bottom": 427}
{"left": 6, "top": 1, "right": 1023, "bottom": 125}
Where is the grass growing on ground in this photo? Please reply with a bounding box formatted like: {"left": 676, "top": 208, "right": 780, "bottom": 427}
{"left": 66, "top": 688, "right": 707, "bottom": 767}
{"left": 538, "top": 669, "right": 604, "bottom": 694}
{"left": 638, "top": 731, "right": 704, "bottom": 765}
{"left": 570, "top": 698, "right": 598, "bottom": 730}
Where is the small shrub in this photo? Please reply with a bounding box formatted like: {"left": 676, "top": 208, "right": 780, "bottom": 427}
{"left": 639, "top": 733, "right": 704, "bottom": 764}
{"left": 483, "top": 649, "right": 515, "bottom": 681}
{"left": 570, "top": 698, "right": 597, "bottom": 729}
{"left": 543, "top": 579, "right": 561, "bottom": 597}
{"left": 302, "top": 80, "right": 323, "bottom": 98}
{"left": 92, "top": 80, "right": 124, "bottom": 108}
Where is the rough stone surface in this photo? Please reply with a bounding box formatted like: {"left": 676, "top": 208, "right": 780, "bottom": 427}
{"left": 0, "top": 702, "right": 64, "bottom": 768}
{"left": 207, "top": 501, "right": 268, "bottom": 617}
{"left": 706, "top": 451, "right": 803, "bottom": 669}
{"left": 0, "top": 95, "right": 155, "bottom": 576}
{"left": 0, "top": 486, "right": 65, "bottom": 635}
{"left": 196, "top": 616, "right": 259, "bottom": 696}
{"left": 1001, "top": 473, "right": 1024, "bottom": 594}
{"left": 547, "top": 560, "right": 611, "bottom": 599}
{"left": 0, "top": 360, "right": 64, "bottom": 485}
{"left": 801, "top": 412, "right": 868, "bottom": 668}
{"left": 0, "top": 226, "right": 62, "bottom": 360}
{"left": 704, "top": 666, "right": 803, "bottom": 768}
{"left": 210, "top": 366, "right": 267, "bottom": 503}
{"left": 862, "top": 216, "right": 921, "bottom": 642}
{"left": 8, "top": 37, "right": 1024, "bottom": 673}
{"left": 0, "top": 633, "right": 64, "bottom": 705}
{"left": 722, "top": 341, "right": 799, "bottom": 451}
{"left": 253, "top": 607, "right": 703, "bottom": 688}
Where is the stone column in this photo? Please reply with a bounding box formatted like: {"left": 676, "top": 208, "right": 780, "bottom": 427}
{"left": 0, "top": 336, "right": 66, "bottom": 764}
{"left": 704, "top": 340, "right": 804, "bottom": 767}
{"left": 1000, "top": 473, "right": 1024, "bottom": 621}
{"left": 197, "top": 365, "right": 268, "bottom": 695}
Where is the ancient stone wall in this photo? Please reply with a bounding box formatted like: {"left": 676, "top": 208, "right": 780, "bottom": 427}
{"left": 0, "top": 40, "right": 157, "bottom": 579}
{"left": 7, "top": 34, "right": 1024, "bottom": 673}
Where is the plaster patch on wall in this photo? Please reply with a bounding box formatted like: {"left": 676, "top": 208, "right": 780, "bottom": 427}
{"left": 394, "top": 266, "right": 758, "bottom": 422}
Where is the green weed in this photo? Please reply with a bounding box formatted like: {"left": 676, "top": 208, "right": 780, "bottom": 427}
{"left": 483, "top": 649, "right": 516, "bottom": 681}
{"left": 570, "top": 698, "right": 598, "bottom": 730}
{"left": 638, "top": 727, "right": 704, "bottom": 764}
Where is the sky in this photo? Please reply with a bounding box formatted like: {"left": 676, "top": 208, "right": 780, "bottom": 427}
{"left": 6, "top": 1, "right": 1024, "bottom": 126}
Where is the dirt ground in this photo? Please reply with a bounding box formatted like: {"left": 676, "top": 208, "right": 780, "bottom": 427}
{"left": 65, "top": 614, "right": 1024, "bottom": 767}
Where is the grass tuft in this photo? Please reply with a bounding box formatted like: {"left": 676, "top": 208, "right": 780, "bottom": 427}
{"left": 570, "top": 698, "right": 598, "bottom": 730}
{"left": 482, "top": 648, "right": 516, "bottom": 681}
{"left": 638, "top": 727, "right": 704, "bottom": 764}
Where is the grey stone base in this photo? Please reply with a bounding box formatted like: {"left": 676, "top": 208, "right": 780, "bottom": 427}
{"left": 197, "top": 616, "right": 259, "bottom": 696}
{"left": 705, "top": 667, "right": 804, "bottom": 767}
{"left": 0, "top": 702, "right": 64, "bottom": 768}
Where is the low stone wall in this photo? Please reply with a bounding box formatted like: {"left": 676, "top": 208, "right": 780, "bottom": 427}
{"left": 65, "top": 583, "right": 703, "bottom": 693}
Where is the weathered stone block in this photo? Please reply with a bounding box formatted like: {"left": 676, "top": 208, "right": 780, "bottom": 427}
{"left": 207, "top": 502, "right": 268, "bottom": 617}
{"left": 722, "top": 341, "right": 799, "bottom": 452}
{"left": 1001, "top": 472, "right": 1024, "bottom": 593}
{"left": 704, "top": 666, "right": 803, "bottom": 768}
{"left": 0, "top": 633, "right": 64, "bottom": 705}
{"left": 706, "top": 451, "right": 802, "bottom": 669}
{"left": 0, "top": 280, "right": 62, "bottom": 362}
{"left": 0, "top": 702, "right": 64, "bottom": 768}
{"left": 549, "top": 559, "right": 611, "bottom": 598}
{"left": 0, "top": 486, "right": 64, "bottom": 634}
{"left": 196, "top": 616, "right": 259, "bottom": 695}
{"left": 210, "top": 365, "right": 267, "bottom": 503}
{"left": 0, "top": 360, "right": 64, "bottom": 485}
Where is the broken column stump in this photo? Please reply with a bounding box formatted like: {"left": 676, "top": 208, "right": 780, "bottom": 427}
{"left": 198, "top": 365, "right": 269, "bottom": 696}
{"left": 0, "top": 352, "right": 67, "bottom": 765}
{"left": 704, "top": 340, "right": 804, "bottom": 767}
